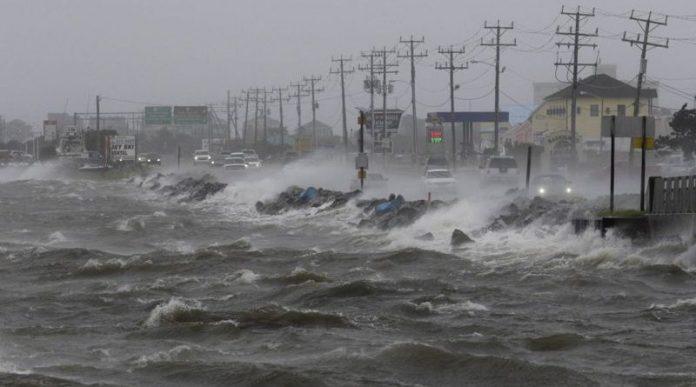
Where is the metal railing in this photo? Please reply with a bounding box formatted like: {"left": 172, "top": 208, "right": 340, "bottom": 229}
{"left": 648, "top": 175, "right": 696, "bottom": 214}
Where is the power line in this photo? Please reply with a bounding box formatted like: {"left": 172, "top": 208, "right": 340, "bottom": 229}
{"left": 482, "top": 20, "right": 516, "bottom": 155}
{"left": 372, "top": 47, "right": 398, "bottom": 155}
{"left": 330, "top": 55, "right": 354, "bottom": 152}
{"left": 302, "top": 75, "right": 324, "bottom": 148}
{"left": 622, "top": 10, "right": 669, "bottom": 117}
{"left": 435, "top": 45, "right": 467, "bottom": 169}
{"left": 398, "top": 35, "right": 428, "bottom": 156}
{"left": 554, "top": 5, "right": 598, "bottom": 165}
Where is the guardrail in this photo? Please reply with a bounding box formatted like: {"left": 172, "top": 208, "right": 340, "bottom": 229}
{"left": 648, "top": 175, "right": 696, "bottom": 214}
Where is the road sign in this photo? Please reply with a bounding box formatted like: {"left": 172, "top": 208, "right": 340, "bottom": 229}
{"left": 601, "top": 116, "right": 655, "bottom": 137}
{"left": 173, "top": 106, "right": 208, "bottom": 125}
{"left": 110, "top": 136, "right": 136, "bottom": 161}
{"left": 355, "top": 152, "right": 368, "bottom": 169}
{"left": 43, "top": 120, "right": 58, "bottom": 142}
{"left": 631, "top": 136, "right": 655, "bottom": 149}
{"left": 428, "top": 128, "right": 443, "bottom": 143}
{"left": 144, "top": 106, "right": 172, "bottom": 125}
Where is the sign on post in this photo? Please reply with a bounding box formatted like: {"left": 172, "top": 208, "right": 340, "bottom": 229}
{"left": 631, "top": 136, "right": 655, "bottom": 149}
{"left": 110, "top": 136, "right": 136, "bottom": 161}
{"left": 144, "top": 106, "right": 172, "bottom": 125}
{"left": 43, "top": 120, "right": 58, "bottom": 142}
{"left": 173, "top": 106, "right": 208, "bottom": 125}
{"left": 355, "top": 152, "right": 368, "bottom": 169}
{"left": 601, "top": 116, "right": 655, "bottom": 137}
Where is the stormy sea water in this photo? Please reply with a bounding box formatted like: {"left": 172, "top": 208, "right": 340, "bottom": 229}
{"left": 1, "top": 158, "right": 696, "bottom": 387}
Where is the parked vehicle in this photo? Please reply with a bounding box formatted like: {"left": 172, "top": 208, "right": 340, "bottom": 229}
{"left": 193, "top": 150, "right": 211, "bottom": 165}
{"left": 481, "top": 156, "right": 519, "bottom": 187}
{"left": 529, "top": 174, "right": 573, "bottom": 198}
{"left": 242, "top": 149, "right": 257, "bottom": 157}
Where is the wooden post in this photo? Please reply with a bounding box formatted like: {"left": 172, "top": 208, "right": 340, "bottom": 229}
{"left": 525, "top": 145, "right": 532, "bottom": 193}
{"left": 610, "top": 116, "right": 616, "bottom": 213}
{"left": 640, "top": 116, "right": 647, "bottom": 211}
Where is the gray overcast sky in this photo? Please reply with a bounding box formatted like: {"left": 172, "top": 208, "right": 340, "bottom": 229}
{"left": 1, "top": 0, "right": 695, "bottom": 130}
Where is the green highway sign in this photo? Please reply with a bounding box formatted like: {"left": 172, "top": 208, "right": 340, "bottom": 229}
{"left": 144, "top": 106, "right": 172, "bottom": 125}
{"left": 173, "top": 106, "right": 208, "bottom": 125}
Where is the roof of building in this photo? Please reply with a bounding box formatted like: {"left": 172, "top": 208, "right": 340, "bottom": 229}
{"left": 545, "top": 73, "right": 657, "bottom": 100}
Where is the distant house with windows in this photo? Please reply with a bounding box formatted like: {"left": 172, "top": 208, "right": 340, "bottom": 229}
{"left": 530, "top": 73, "right": 657, "bottom": 145}
{"left": 525, "top": 74, "right": 657, "bottom": 165}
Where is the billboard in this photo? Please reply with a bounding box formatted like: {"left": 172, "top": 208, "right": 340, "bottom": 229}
{"left": 173, "top": 106, "right": 208, "bottom": 125}
{"left": 145, "top": 106, "right": 172, "bottom": 125}
{"left": 110, "top": 136, "right": 136, "bottom": 161}
{"left": 601, "top": 116, "right": 655, "bottom": 138}
{"left": 43, "top": 120, "right": 58, "bottom": 142}
{"left": 366, "top": 109, "right": 403, "bottom": 133}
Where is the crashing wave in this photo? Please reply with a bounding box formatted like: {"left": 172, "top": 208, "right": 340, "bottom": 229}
{"left": 144, "top": 298, "right": 208, "bottom": 327}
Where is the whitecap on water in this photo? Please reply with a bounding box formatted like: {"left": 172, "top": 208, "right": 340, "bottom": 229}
{"left": 47, "top": 231, "right": 67, "bottom": 245}
{"left": 144, "top": 298, "right": 205, "bottom": 328}
{"left": 649, "top": 297, "right": 696, "bottom": 311}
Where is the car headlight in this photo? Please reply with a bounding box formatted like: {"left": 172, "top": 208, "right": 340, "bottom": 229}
{"left": 566, "top": 187, "right": 572, "bottom": 193}
{"left": 538, "top": 187, "right": 546, "bottom": 194}
{"left": 157, "top": 159, "right": 160, "bottom": 162}
{"left": 147, "top": 159, "right": 151, "bottom": 162}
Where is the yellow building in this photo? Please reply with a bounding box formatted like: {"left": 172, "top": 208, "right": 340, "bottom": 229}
{"left": 530, "top": 74, "right": 657, "bottom": 161}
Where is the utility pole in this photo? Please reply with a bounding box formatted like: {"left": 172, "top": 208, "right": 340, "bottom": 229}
{"left": 359, "top": 50, "right": 378, "bottom": 152}
{"left": 252, "top": 88, "right": 261, "bottom": 147}
{"left": 261, "top": 88, "right": 272, "bottom": 146}
{"left": 435, "top": 46, "right": 467, "bottom": 170}
{"left": 482, "top": 21, "right": 516, "bottom": 155}
{"left": 233, "top": 96, "right": 240, "bottom": 140}
{"left": 303, "top": 76, "right": 324, "bottom": 149}
{"left": 96, "top": 95, "right": 101, "bottom": 156}
{"left": 330, "top": 55, "right": 354, "bottom": 153}
{"left": 226, "top": 89, "right": 231, "bottom": 145}
{"left": 622, "top": 10, "right": 668, "bottom": 117}
{"left": 372, "top": 47, "right": 398, "bottom": 158}
{"left": 555, "top": 6, "right": 597, "bottom": 166}
{"left": 242, "top": 90, "right": 250, "bottom": 144}
{"left": 398, "top": 36, "right": 428, "bottom": 158}
{"left": 272, "top": 87, "right": 287, "bottom": 147}
{"left": 289, "top": 81, "right": 308, "bottom": 135}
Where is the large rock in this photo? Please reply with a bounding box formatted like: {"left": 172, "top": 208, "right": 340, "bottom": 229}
{"left": 143, "top": 173, "right": 227, "bottom": 202}
{"left": 256, "top": 186, "right": 361, "bottom": 215}
{"left": 478, "top": 196, "right": 579, "bottom": 234}
{"left": 451, "top": 229, "right": 474, "bottom": 246}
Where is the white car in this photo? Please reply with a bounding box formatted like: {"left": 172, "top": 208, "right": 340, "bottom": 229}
{"left": 193, "top": 150, "right": 211, "bottom": 165}
{"left": 244, "top": 155, "right": 262, "bottom": 168}
{"left": 481, "top": 156, "right": 519, "bottom": 187}
{"left": 223, "top": 157, "right": 248, "bottom": 171}
{"left": 424, "top": 169, "right": 457, "bottom": 195}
